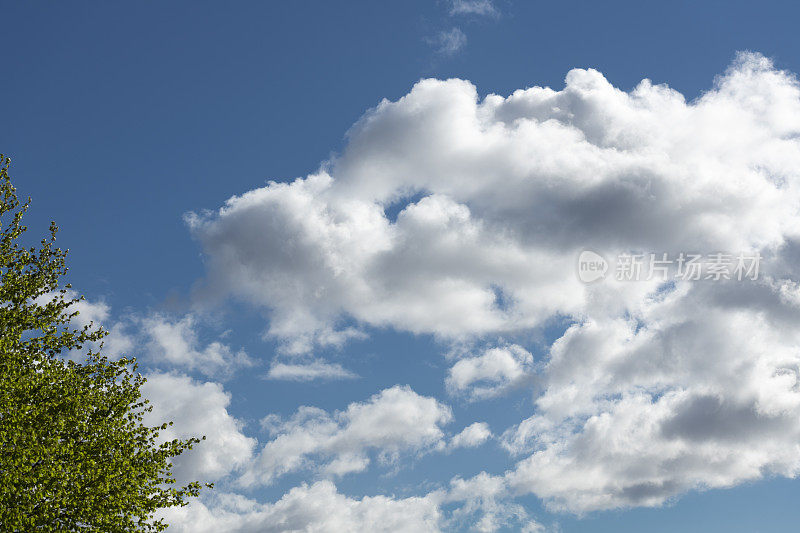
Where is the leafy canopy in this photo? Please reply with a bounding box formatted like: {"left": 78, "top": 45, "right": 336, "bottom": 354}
{"left": 0, "top": 156, "right": 209, "bottom": 532}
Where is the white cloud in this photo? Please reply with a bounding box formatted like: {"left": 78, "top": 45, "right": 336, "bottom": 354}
{"left": 265, "top": 359, "right": 357, "bottom": 381}
{"left": 160, "top": 474, "right": 542, "bottom": 533}
{"left": 449, "top": 0, "right": 498, "bottom": 17}
{"left": 450, "top": 422, "right": 493, "bottom": 449}
{"left": 188, "top": 52, "right": 800, "bottom": 512}
{"left": 142, "top": 313, "right": 252, "bottom": 377}
{"left": 443, "top": 472, "right": 542, "bottom": 532}
{"left": 240, "top": 385, "right": 452, "bottom": 487}
{"left": 431, "top": 27, "right": 467, "bottom": 56}
{"left": 446, "top": 345, "right": 535, "bottom": 400}
{"left": 44, "top": 290, "right": 251, "bottom": 376}
{"left": 35, "top": 290, "right": 136, "bottom": 361}
{"left": 160, "top": 481, "right": 442, "bottom": 533}
{"left": 67, "top": 292, "right": 110, "bottom": 326}
{"left": 501, "top": 281, "right": 800, "bottom": 512}
{"left": 142, "top": 372, "right": 256, "bottom": 484}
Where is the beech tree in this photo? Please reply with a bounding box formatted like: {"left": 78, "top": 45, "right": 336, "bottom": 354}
{"left": 0, "top": 155, "right": 209, "bottom": 532}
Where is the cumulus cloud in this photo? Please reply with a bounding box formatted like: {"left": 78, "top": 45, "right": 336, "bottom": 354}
{"left": 35, "top": 293, "right": 257, "bottom": 485}
{"left": 142, "top": 313, "right": 252, "bottom": 377}
{"left": 161, "top": 474, "right": 541, "bottom": 533}
{"left": 73, "top": 297, "right": 136, "bottom": 359}
{"left": 142, "top": 372, "right": 256, "bottom": 484}
{"left": 65, "top": 292, "right": 111, "bottom": 329}
{"left": 188, "top": 52, "right": 800, "bottom": 512}
{"left": 265, "top": 359, "right": 357, "bottom": 381}
{"left": 35, "top": 290, "right": 135, "bottom": 360}
{"left": 450, "top": 422, "right": 493, "bottom": 449}
{"left": 444, "top": 473, "right": 543, "bottom": 533}
{"left": 160, "top": 481, "right": 441, "bottom": 533}
{"left": 241, "top": 385, "right": 452, "bottom": 487}
{"left": 502, "top": 280, "right": 800, "bottom": 512}
{"left": 446, "top": 344, "right": 535, "bottom": 400}
{"left": 46, "top": 290, "right": 252, "bottom": 377}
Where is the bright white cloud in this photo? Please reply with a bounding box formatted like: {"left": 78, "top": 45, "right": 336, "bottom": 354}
{"left": 450, "top": 422, "right": 493, "bottom": 449}
{"left": 161, "top": 474, "right": 542, "bottom": 533}
{"left": 67, "top": 292, "right": 110, "bottom": 326}
{"left": 444, "top": 472, "right": 543, "bottom": 533}
{"left": 35, "top": 290, "right": 136, "bottom": 360}
{"left": 446, "top": 344, "right": 535, "bottom": 400}
{"left": 142, "top": 313, "right": 252, "bottom": 377}
{"left": 240, "top": 385, "right": 452, "bottom": 487}
{"left": 188, "top": 52, "right": 800, "bottom": 512}
{"left": 47, "top": 290, "right": 251, "bottom": 376}
{"left": 189, "top": 56, "right": 800, "bottom": 348}
{"left": 265, "top": 359, "right": 357, "bottom": 381}
{"left": 35, "top": 293, "right": 257, "bottom": 484}
{"left": 501, "top": 281, "right": 800, "bottom": 512}
{"left": 142, "top": 372, "right": 256, "bottom": 484}
{"left": 160, "top": 481, "right": 442, "bottom": 533}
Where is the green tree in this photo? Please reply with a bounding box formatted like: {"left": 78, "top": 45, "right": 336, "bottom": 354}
{"left": 0, "top": 155, "right": 209, "bottom": 532}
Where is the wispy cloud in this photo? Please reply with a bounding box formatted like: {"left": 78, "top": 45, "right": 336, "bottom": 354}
{"left": 265, "top": 360, "right": 357, "bottom": 382}
{"left": 431, "top": 27, "right": 467, "bottom": 56}
{"left": 449, "top": 0, "right": 498, "bottom": 17}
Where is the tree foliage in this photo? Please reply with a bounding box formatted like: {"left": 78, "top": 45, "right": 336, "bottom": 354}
{"left": 0, "top": 156, "right": 208, "bottom": 532}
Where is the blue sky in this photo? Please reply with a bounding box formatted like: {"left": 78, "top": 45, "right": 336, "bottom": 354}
{"left": 4, "top": 1, "right": 800, "bottom": 531}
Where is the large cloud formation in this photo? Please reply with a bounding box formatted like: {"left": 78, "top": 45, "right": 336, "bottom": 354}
{"left": 186, "top": 52, "right": 800, "bottom": 514}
